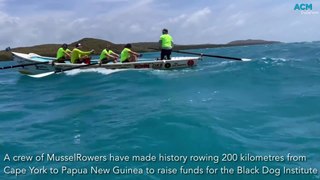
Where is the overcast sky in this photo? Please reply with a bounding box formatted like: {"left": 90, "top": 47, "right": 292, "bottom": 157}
{"left": 0, "top": 0, "right": 319, "bottom": 49}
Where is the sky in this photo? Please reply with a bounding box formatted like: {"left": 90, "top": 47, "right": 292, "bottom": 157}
{"left": 0, "top": 0, "right": 319, "bottom": 49}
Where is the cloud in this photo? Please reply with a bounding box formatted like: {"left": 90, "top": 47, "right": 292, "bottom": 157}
{"left": 0, "top": 0, "right": 320, "bottom": 50}
{"left": 228, "top": 12, "right": 247, "bottom": 26}
{"left": 182, "top": 7, "right": 211, "bottom": 28}
{"left": 129, "top": 24, "right": 143, "bottom": 33}
{"left": 168, "top": 14, "right": 187, "bottom": 24}
{"left": 0, "top": 0, "right": 8, "bottom": 7}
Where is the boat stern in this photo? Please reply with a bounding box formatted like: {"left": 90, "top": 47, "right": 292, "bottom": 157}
{"left": 12, "top": 52, "right": 55, "bottom": 75}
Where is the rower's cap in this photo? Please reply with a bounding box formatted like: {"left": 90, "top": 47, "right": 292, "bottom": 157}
{"left": 162, "top": 28, "right": 168, "bottom": 33}
{"left": 124, "top": 43, "right": 132, "bottom": 48}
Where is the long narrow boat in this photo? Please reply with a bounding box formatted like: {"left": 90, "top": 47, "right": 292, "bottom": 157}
{"left": 12, "top": 52, "right": 200, "bottom": 75}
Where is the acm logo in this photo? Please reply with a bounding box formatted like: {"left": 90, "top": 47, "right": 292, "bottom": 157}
{"left": 294, "top": 4, "right": 312, "bottom": 11}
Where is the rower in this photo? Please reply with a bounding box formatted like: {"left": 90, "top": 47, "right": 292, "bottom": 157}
{"left": 71, "top": 43, "right": 94, "bottom": 64}
{"left": 99, "top": 45, "right": 119, "bottom": 65}
{"left": 55, "top": 43, "right": 71, "bottom": 63}
{"left": 120, "top": 44, "right": 141, "bottom": 63}
{"left": 159, "top": 28, "right": 174, "bottom": 60}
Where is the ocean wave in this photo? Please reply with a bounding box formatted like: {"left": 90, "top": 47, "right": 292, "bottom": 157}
{"left": 1, "top": 42, "right": 319, "bottom": 180}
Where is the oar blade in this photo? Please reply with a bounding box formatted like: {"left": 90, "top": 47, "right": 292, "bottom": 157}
{"left": 241, "top": 58, "right": 252, "bottom": 62}
{"left": 28, "top": 71, "right": 55, "bottom": 78}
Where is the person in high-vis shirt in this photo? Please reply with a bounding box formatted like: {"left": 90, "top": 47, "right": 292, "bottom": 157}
{"left": 120, "top": 44, "right": 141, "bottom": 63}
{"left": 55, "top": 44, "right": 71, "bottom": 63}
{"left": 159, "top": 28, "right": 174, "bottom": 60}
{"left": 99, "top": 45, "right": 119, "bottom": 64}
{"left": 71, "top": 43, "right": 94, "bottom": 64}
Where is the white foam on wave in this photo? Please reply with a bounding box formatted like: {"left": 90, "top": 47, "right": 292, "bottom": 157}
{"left": 64, "top": 68, "right": 129, "bottom": 76}
{"left": 271, "top": 57, "right": 287, "bottom": 62}
{"left": 261, "top": 57, "right": 287, "bottom": 62}
{"left": 148, "top": 68, "right": 202, "bottom": 80}
{"left": 202, "top": 60, "right": 235, "bottom": 71}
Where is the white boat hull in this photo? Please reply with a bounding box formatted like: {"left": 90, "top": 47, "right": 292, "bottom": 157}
{"left": 12, "top": 52, "right": 55, "bottom": 75}
{"left": 12, "top": 52, "right": 200, "bottom": 75}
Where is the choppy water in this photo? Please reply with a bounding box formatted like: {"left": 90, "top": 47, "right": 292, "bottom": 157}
{"left": 0, "top": 42, "right": 320, "bottom": 180}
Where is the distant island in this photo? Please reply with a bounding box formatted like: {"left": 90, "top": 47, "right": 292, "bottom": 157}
{"left": 0, "top": 38, "right": 280, "bottom": 61}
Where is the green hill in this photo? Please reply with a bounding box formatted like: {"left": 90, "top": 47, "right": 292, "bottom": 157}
{"left": 227, "top": 39, "right": 280, "bottom": 45}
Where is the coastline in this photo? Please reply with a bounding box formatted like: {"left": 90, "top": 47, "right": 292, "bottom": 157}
{"left": 0, "top": 38, "right": 280, "bottom": 61}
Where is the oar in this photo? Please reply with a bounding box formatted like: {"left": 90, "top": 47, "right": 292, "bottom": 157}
{"left": 28, "top": 63, "right": 99, "bottom": 78}
{"left": 0, "top": 61, "right": 51, "bottom": 70}
{"left": 174, "top": 50, "right": 251, "bottom": 61}
{"left": 148, "top": 48, "right": 251, "bottom": 61}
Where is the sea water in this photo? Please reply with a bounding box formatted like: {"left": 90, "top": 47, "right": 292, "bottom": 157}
{"left": 0, "top": 42, "right": 320, "bottom": 180}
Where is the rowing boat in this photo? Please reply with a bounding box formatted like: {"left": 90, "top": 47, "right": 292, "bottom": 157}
{"left": 12, "top": 52, "right": 200, "bottom": 75}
